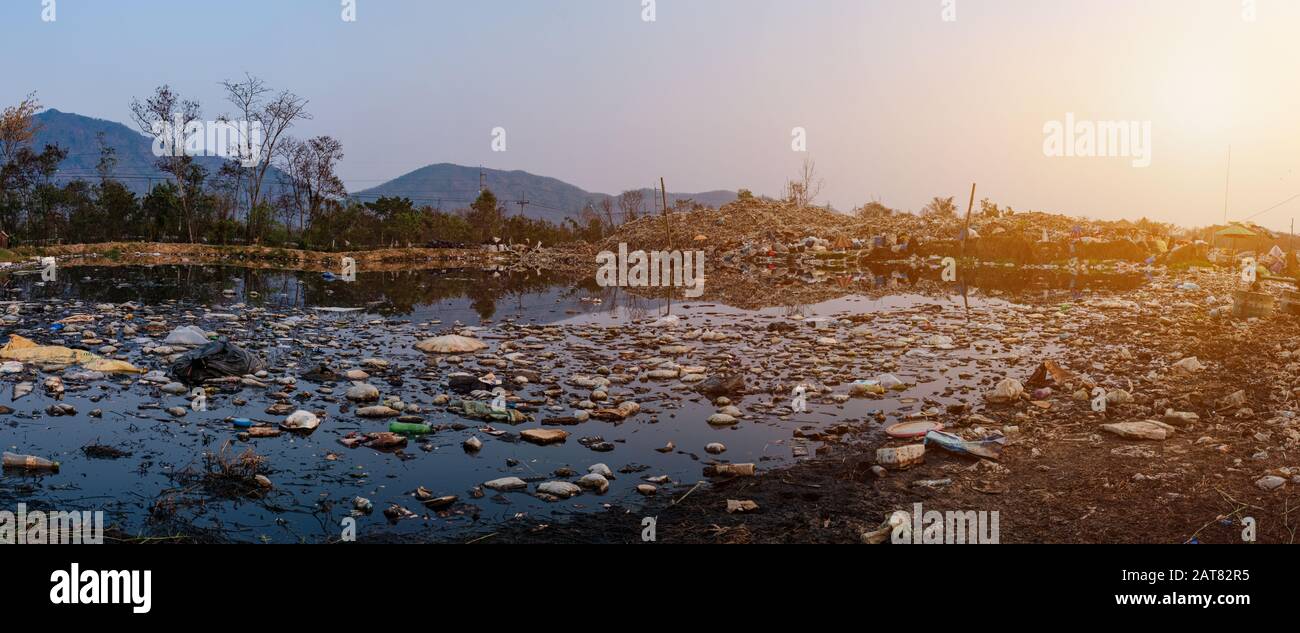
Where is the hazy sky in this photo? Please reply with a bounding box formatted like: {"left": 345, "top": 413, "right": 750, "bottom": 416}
{"left": 3, "top": 0, "right": 1300, "bottom": 231}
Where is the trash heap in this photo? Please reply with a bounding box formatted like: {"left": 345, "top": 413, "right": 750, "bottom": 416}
{"left": 595, "top": 197, "right": 1176, "bottom": 266}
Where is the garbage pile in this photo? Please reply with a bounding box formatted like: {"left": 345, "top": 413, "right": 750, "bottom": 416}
{"left": 595, "top": 197, "right": 1175, "bottom": 267}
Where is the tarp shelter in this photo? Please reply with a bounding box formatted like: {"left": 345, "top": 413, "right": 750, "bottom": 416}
{"left": 1215, "top": 224, "right": 1258, "bottom": 253}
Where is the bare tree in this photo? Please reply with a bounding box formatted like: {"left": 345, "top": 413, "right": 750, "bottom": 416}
{"left": 221, "top": 74, "right": 312, "bottom": 220}
{"left": 277, "top": 135, "right": 346, "bottom": 237}
{"left": 618, "top": 189, "right": 644, "bottom": 223}
{"left": 784, "top": 158, "right": 823, "bottom": 208}
{"left": 598, "top": 197, "right": 616, "bottom": 230}
{"left": 130, "top": 85, "right": 202, "bottom": 242}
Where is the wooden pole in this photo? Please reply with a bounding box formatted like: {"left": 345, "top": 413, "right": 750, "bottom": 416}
{"left": 961, "top": 182, "right": 976, "bottom": 258}
{"left": 660, "top": 177, "right": 673, "bottom": 250}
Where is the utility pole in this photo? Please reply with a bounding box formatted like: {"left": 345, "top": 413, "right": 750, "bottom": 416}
{"left": 961, "top": 182, "right": 977, "bottom": 258}
{"left": 479, "top": 166, "right": 486, "bottom": 195}
{"left": 1224, "top": 145, "right": 1232, "bottom": 223}
{"left": 660, "top": 177, "right": 672, "bottom": 249}
{"left": 515, "top": 192, "right": 530, "bottom": 217}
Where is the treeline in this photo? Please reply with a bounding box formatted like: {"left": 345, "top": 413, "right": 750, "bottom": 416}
{"left": 0, "top": 83, "right": 624, "bottom": 251}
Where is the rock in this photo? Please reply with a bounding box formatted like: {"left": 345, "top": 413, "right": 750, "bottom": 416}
{"left": 166, "top": 406, "right": 187, "bottom": 418}
{"left": 1101, "top": 420, "right": 1172, "bottom": 441}
{"left": 1220, "top": 390, "right": 1248, "bottom": 409}
{"left": 463, "top": 436, "right": 483, "bottom": 452}
{"left": 521, "top": 428, "right": 569, "bottom": 445}
{"left": 415, "top": 335, "right": 488, "bottom": 354}
{"left": 696, "top": 373, "right": 745, "bottom": 398}
{"left": 483, "top": 477, "right": 528, "bottom": 491}
{"left": 636, "top": 484, "right": 657, "bottom": 496}
{"left": 1162, "top": 410, "right": 1200, "bottom": 427}
{"left": 161, "top": 382, "right": 189, "bottom": 395}
{"left": 254, "top": 475, "right": 273, "bottom": 490}
{"left": 345, "top": 383, "right": 380, "bottom": 402}
{"left": 578, "top": 473, "right": 610, "bottom": 493}
{"left": 345, "top": 369, "right": 370, "bottom": 381}
{"left": 705, "top": 442, "right": 727, "bottom": 454}
{"left": 587, "top": 463, "right": 614, "bottom": 478}
{"left": 1106, "top": 390, "right": 1134, "bottom": 405}
{"left": 707, "top": 413, "right": 738, "bottom": 426}
{"left": 1172, "top": 357, "right": 1204, "bottom": 375}
{"left": 726, "top": 499, "right": 759, "bottom": 514}
{"left": 1257, "top": 476, "right": 1287, "bottom": 491}
{"left": 537, "top": 481, "right": 582, "bottom": 499}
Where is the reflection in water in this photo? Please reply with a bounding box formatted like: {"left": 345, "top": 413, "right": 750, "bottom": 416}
{"left": 1, "top": 262, "right": 1151, "bottom": 325}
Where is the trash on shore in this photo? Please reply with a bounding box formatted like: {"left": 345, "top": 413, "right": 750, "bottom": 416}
{"left": 923, "top": 431, "right": 1006, "bottom": 461}
{"left": 168, "top": 341, "right": 265, "bottom": 384}
{"left": 0, "top": 335, "right": 142, "bottom": 374}
{"left": 415, "top": 335, "right": 488, "bottom": 354}
{"left": 876, "top": 444, "right": 926, "bottom": 469}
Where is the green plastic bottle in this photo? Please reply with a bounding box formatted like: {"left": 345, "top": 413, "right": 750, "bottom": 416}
{"left": 389, "top": 422, "right": 432, "bottom": 435}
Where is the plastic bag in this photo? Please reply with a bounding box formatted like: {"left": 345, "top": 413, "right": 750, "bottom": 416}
{"left": 168, "top": 341, "right": 265, "bottom": 384}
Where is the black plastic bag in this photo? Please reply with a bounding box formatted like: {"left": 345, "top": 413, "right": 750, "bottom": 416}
{"left": 169, "top": 341, "right": 265, "bottom": 384}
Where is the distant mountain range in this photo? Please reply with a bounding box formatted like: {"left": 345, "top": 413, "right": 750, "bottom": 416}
{"left": 33, "top": 109, "right": 248, "bottom": 194}
{"left": 354, "top": 163, "right": 737, "bottom": 223}
{"left": 30, "top": 110, "right": 737, "bottom": 222}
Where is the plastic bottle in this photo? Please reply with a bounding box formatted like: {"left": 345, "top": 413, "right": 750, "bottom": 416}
{"left": 705, "top": 463, "right": 756, "bottom": 477}
{"left": 3, "top": 452, "right": 60, "bottom": 472}
{"left": 389, "top": 422, "right": 432, "bottom": 435}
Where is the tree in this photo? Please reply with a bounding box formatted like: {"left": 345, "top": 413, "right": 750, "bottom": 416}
{"left": 0, "top": 93, "right": 41, "bottom": 168}
{"left": 598, "top": 197, "right": 616, "bottom": 229}
{"left": 979, "top": 198, "right": 1000, "bottom": 218}
{"left": 278, "top": 135, "right": 345, "bottom": 239}
{"left": 784, "top": 158, "right": 823, "bottom": 208}
{"left": 221, "top": 74, "right": 312, "bottom": 221}
{"left": 131, "top": 85, "right": 202, "bottom": 242}
{"left": 466, "top": 189, "right": 505, "bottom": 242}
{"left": 618, "top": 189, "right": 644, "bottom": 223}
{"left": 856, "top": 201, "right": 894, "bottom": 218}
{"left": 921, "top": 196, "right": 958, "bottom": 218}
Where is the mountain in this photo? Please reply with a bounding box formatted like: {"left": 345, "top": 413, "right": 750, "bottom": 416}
{"left": 29, "top": 111, "right": 738, "bottom": 223}
{"left": 31, "top": 109, "right": 283, "bottom": 196}
{"left": 354, "top": 163, "right": 737, "bottom": 224}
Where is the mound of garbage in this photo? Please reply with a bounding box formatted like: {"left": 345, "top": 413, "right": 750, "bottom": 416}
{"left": 596, "top": 197, "right": 1174, "bottom": 266}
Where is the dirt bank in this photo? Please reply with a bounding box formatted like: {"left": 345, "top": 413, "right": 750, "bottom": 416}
{"left": 19, "top": 242, "right": 510, "bottom": 273}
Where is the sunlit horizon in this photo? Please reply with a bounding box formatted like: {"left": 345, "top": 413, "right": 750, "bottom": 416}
{"left": 3, "top": 0, "right": 1299, "bottom": 231}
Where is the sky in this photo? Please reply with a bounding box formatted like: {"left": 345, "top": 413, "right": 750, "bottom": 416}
{"left": 3, "top": 0, "right": 1300, "bottom": 231}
